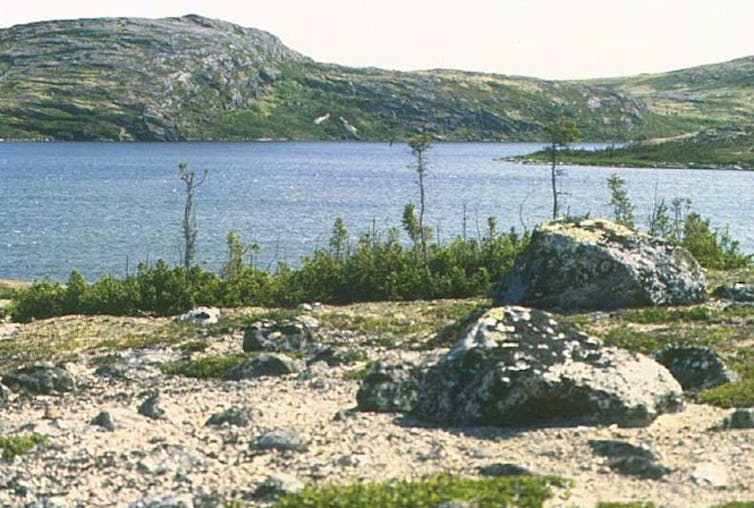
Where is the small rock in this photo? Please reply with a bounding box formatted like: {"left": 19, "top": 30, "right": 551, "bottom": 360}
{"left": 226, "top": 354, "right": 303, "bottom": 380}
{"left": 251, "top": 428, "right": 309, "bottom": 453}
{"left": 174, "top": 306, "right": 220, "bottom": 325}
{"left": 43, "top": 405, "right": 61, "bottom": 420}
{"left": 2, "top": 362, "right": 76, "bottom": 395}
{"left": 205, "top": 407, "right": 252, "bottom": 428}
{"left": 588, "top": 439, "right": 656, "bottom": 460}
{"left": 127, "top": 492, "right": 194, "bottom": 507}
{"left": 252, "top": 473, "right": 304, "bottom": 498}
{"left": 608, "top": 456, "right": 671, "bottom": 479}
{"left": 0, "top": 383, "right": 10, "bottom": 404}
{"left": 479, "top": 463, "right": 536, "bottom": 477}
{"left": 308, "top": 346, "right": 366, "bottom": 367}
{"left": 91, "top": 410, "right": 116, "bottom": 431}
{"left": 691, "top": 462, "right": 729, "bottom": 488}
{"left": 94, "top": 363, "right": 130, "bottom": 380}
{"left": 356, "top": 357, "right": 434, "bottom": 413}
{"left": 138, "top": 393, "right": 165, "bottom": 420}
{"left": 332, "top": 407, "right": 358, "bottom": 421}
{"left": 716, "top": 408, "right": 754, "bottom": 429}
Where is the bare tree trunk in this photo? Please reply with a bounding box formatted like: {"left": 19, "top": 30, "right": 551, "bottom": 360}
{"left": 550, "top": 142, "right": 559, "bottom": 219}
{"left": 179, "top": 163, "right": 206, "bottom": 270}
{"left": 417, "top": 150, "right": 429, "bottom": 267}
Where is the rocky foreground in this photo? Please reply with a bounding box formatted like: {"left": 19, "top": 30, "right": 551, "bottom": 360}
{"left": 0, "top": 302, "right": 753, "bottom": 508}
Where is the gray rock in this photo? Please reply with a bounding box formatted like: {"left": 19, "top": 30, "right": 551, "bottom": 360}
{"left": 242, "top": 319, "right": 312, "bottom": 353}
{"left": 413, "top": 307, "right": 684, "bottom": 428}
{"left": 138, "top": 393, "right": 165, "bottom": 420}
{"left": 94, "top": 363, "right": 130, "bottom": 380}
{"left": 608, "top": 456, "right": 671, "bottom": 479}
{"left": 0, "top": 383, "right": 10, "bottom": 404}
{"left": 308, "top": 346, "right": 366, "bottom": 366}
{"left": 24, "top": 499, "right": 68, "bottom": 508}
{"left": 174, "top": 306, "right": 221, "bottom": 325}
{"left": 588, "top": 439, "right": 669, "bottom": 479}
{"left": 713, "top": 282, "right": 754, "bottom": 302}
{"left": 136, "top": 445, "right": 206, "bottom": 477}
{"left": 252, "top": 473, "right": 304, "bottom": 498}
{"left": 479, "top": 463, "right": 535, "bottom": 477}
{"left": 588, "top": 440, "right": 656, "bottom": 460}
{"left": 489, "top": 219, "right": 707, "bottom": 311}
{"left": 716, "top": 408, "right": 754, "bottom": 429}
{"left": 251, "top": 428, "right": 309, "bottom": 453}
{"left": 204, "top": 407, "right": 252, "bottom": 427}
{"left": 654, "top": 345, "right": 737, "bottom": 392}
{"left": 2, "top": 362, "right": 76, "bottom": 395}
{"left": 91, "top": 410, "right": 116, "bottom": 431}
{"left": 356, "top": 360, "right": 426, "bottom": 413}
{"left": 226, "top": 354, "right": 303, "bottom": 380}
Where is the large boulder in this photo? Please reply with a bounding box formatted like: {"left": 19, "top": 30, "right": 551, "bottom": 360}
{"left": 653, "top": 345, "right": 737, "bottom": 392}
{"left": 489, "top": 218, "right": 707, "bottom": 311}
{"left": 2, "top": 362, "right": 76, "bottom": 395}
{"left": 412, "top": 306, "right": 684, "bottom": 428}
{"left": 226, "top": 354, "right": 303, "bottom": 380}
{"left": 712, "top": 282, "right": 754, "bottom": 302}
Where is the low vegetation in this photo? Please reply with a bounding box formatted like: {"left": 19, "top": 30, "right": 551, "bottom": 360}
{"left": 515, "top": 126, "right": 754, "bottom": 169}
{"left": 0, "top": 434, "right": 48, "bottom": 461}
{"left": 273, "top": 473, "right": 571, "bottom": 508}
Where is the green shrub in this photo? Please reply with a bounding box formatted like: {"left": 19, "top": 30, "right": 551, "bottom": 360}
{"left": 161, "top": 354, "right": 249, "bottom": 379}
{"left": 273, "top": 473, "right": 570, "bottom": 508}
{"left": 0, "top": 434, "right": 48, "bottom": 460}
{"left": 698, "top": 378, "right": 754, "bottom": 408}
{"left": 681, "top": 213, "right": 751, "bottom": 270}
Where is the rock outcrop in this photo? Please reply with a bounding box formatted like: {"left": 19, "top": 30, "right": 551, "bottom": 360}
{"left": 175, "top": 306, "right": 221, "bottom": 325}
{"left": 226, "top": 354, "right": 303, "bottom": 380}
{"left": 713, "top": 282, "right": 754, "bottom": 302}
{"left": 489, "top": 219, "right": 707, "bottom": 311}
{"left": 412, "top": 307, "right": 684, "bottom": 427}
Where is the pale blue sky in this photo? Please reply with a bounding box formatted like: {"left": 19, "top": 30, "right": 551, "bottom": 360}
{"left": 1, "top": 0, "right": 752, "bottom": 79}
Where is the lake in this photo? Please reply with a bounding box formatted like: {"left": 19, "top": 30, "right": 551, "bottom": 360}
{"left": 1, "top": 141, "right": 752, "bottom": 281}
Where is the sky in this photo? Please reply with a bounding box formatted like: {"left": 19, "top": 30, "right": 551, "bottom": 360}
{"left": 1, "top": 0, "right": 752, "bottom": 79}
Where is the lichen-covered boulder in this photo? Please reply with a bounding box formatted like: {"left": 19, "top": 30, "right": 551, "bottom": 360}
{"left": 2, "top": 362, "right": 76, "bottom": 395}
{"left": 226, "top": 354, "right": 303, "bottom": 380}
{"left": 653, "top": 345, "right": 737, "bottom": 392}
{"left": 412, "top": 307, "right": 684, "bottom": 428}
{"left": 712, "top": 282, "right": 754, "bottom": 302}
{"left": 489, "top": 218, "right": 707, "bottom": 311}
{"left": 242, "top": 319, "right": 313, "bottom": 353}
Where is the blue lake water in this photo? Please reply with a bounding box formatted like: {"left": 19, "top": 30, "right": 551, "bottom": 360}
{"left": 1, "top": 141, "right": 752, "bottom": 281}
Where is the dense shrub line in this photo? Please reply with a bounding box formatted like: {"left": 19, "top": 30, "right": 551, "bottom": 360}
{"left": 10, "top": 225, "right": 527, "bottom": 322}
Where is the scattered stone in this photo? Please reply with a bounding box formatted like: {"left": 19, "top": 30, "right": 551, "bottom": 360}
{"left": 489, "top": 218, "right": 707, "bottom": 311}
{"left": 251, "top": 428, "right": 309, "bottom": 453}
{"left": 297, "top": 361, "right": 330, "bottom": 381}
{"left": 94, "top": 363, "right": 130, "bottom": 380}
{"left": 2, "top": 362, "right": 76, "bottom": 395}
{"left": 43, "top": 405, "right": 61, "bottom": 420}
{"left": 413, "top": 307, "right": 684, "bottom": 428}
{"left": 127, "top": 492, "right": 194, "bottom": 507}
{"left": 204, "top": 407, "right": 252, "bottom": 427}
{"left": 174, "top": 306, "right": 220, "bottom": 325}
{"left": 252, "top": 473, "right": 304, "bottom": 498}
{"left": 715, "top": 408, "right": 754, "bottom": 429}
{"left": 332, "top": 407, "right": 358, "bottom": 421}
{"left": 226, "top": 354, "right": 303, "bottom": 380}
{"left": 587, "top": 439, "right": 656, "bottom": 460}
{"left": 242, "top": 319, "right": 313, "bottom": 353}
{"left": 138, "top": 393, "right": 166, "bottom": 420}
{"left": 136, "top": 445, "right": 206, "bottom": 477}
{"left": 91, "top": 410, "right": 116, "bottom": 431}
{"left": 479, "top": 463, "right": 536, "bottom": 477}
{"left": 608, "top": 455, "right": 671, "bottom": 480}
{"left": 712, "top": 282, "right": 754, "bottom": 302}
{"left": 691, "top": 462, "right": 729, "bottom": 488}
{"left": 588, "top": 439, "right": 669, "bottom": 479}
{"left": 654, "top": 345, "right": 738, "bottom": 392}
{"left": 308, "top": 346, "right": 366, "bottom": 366}
{"left": 23, "top": 498, "right": 68, "bottom": 508}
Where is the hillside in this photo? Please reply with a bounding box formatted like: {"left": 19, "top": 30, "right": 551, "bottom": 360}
{"left": 0, "top": 15, "right": 752, "bottom": 141}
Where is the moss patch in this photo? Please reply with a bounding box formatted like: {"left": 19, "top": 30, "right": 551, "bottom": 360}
{"left": 0, "top": 434, "right": 48, "bottom": 461}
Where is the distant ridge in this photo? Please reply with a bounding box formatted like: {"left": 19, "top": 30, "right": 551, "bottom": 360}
{"left": 0, "top": 15, "right": 751, "bottom": 141}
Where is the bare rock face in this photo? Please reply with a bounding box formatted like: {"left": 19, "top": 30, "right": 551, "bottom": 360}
{"left": 412, "top": 307, "right": 684, "bottom": 428}
{"left": 489, "top": 219, "right": 707, "bottom": 311}
{"left": 653, "top": 345, "right": 738, "bottom": 392}
{"left": 2, "top": 362, "right": 76, "bottom": 395}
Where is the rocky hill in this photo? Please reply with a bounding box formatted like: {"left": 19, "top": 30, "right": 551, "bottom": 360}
{"left": 0, "top": 15, "right": 752, "bottom": 141}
